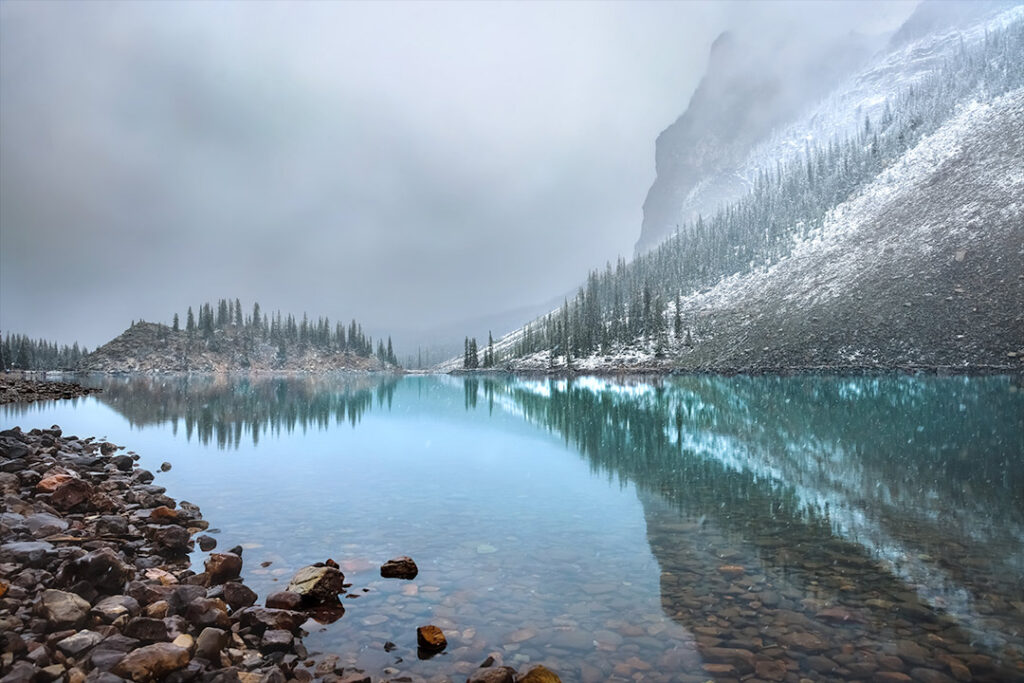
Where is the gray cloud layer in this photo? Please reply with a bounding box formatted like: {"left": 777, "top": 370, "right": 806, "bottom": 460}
{"left": 0, "top": 1, "right": 915, "bottom": 350}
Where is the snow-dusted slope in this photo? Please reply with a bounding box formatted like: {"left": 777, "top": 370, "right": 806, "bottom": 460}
{"left": 668, "top": 88, "right": 1024, "bottom": 370}
{"left": 638, "top": 2, "right": 1023, "bottom": 254}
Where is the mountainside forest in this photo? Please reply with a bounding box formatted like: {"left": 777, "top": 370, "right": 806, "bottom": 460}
{"left": 454, "top": 6, "right": 1024, "bottom": 374}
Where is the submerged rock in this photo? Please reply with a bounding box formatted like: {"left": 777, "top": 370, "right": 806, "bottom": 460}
{"left": 417, "top": 625, "right": 447, "bottom": 653}
{"left": 518, "top": 665, "right": 562, "bottom": 683}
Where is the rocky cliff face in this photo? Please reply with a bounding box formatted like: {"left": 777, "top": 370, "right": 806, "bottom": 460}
{"left": 635, "top": 0, "right": 1020, "bottom": 256}
{"left": 635, "top": 30, "right": 880, "bottom": 254}
{"left": 80, "top": 323, "right": 394, "bottom": 373}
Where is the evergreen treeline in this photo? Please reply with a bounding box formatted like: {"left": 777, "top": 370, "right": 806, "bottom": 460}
{"left": 138, "top": 298, "right": 399, "bottom": 367}
{"left": 463, "top": 332, "right": 497, "bottom": 369}
{"left": 496, "top": 23, "right": 1023, "bottom": 365}
{"left": 0, "top": 332, "right": 89, "bottom": 371}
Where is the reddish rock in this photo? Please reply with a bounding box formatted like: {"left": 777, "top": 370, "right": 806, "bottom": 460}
{"left": 149, "top": 506, "right": 178, "bottom": 524}
{"left": 35, "top": 473, "right": 74, "bottom": 493}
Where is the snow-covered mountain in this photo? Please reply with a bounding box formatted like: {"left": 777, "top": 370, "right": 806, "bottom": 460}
{"left": 637, "top": 0, "right": 1023, "bottom": 255}
{"left": 450, "top": 1, "right": 1023, "bottom": 374}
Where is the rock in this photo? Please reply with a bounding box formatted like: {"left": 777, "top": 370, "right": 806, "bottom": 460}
{"left": 36, "top": 589, "right": 91, "bottom": 629}
{"left": 909, "top": 669, "right": 956, "bottom": 683}
{"left": 60, "top": 547, "right": 133, "bottom": 594}
{"left": 50, "top": 478, "right": 94, "bottom": 511}
{"left": 36, "top": 472, "right": 74, "bottom": 493}
{"left": 469, "top": 666, "right": 516, "bottom": 683}
{"left": 204, "top": 553, "right": 242, "bottom": 584}
{"left": 222, "top": 582, "right": 257, "bottom": 610}
{"left": 167, "top": 585, "right": 207, "bottom": 614}
{"left": 817, "top": 606, "right": 866, "bottom": 623}
{"left": 1, "top": 540, "right": 56, "bottom": 567}
{"left": 123, "top": 617, "right": 169, "bottom": 642}
{"left": 704, "top": 647, "right": 756, "bottom": 674}
{"left": 518, "top": 665, "right": 562, "bottom": 683}
{"left": 265, "top": 591, "right": 302, "bottom": 610}
{"left": 717, "top": 564, "right": 745, "bottom": 577}
{"left": 184, "top": 598, "right": 230, "bottom": 629}
{"left": 112, "top": 642, "right": 190, "bottom": 681}
{"left": 260, "top": 630, "right": 293, "bottom": 653}
{"left": 417, "top": 625, "right": 447, "bottom": 653}
{"left": 171, "top": 633, "right": 194, "bottom": 653}
{"left": 1, "top": 661, "right": 40, "bottom": 683}
{"left": 286, "top": 565, "right": 344, "bottom": 604}
{"left": 56, "top": 630, "right": 104, "bottom": 657}
{"left": 380, "top": 556, "right": 418, "bottom": 579}
{"left": 755, "top": 659, "right": 788, "bottom": 681}
{"left": 159, "top": 462, "right": 172, "bottom": 472}
{"left": 111, "top": 455, "right": 134, "bottom": 471}
{"left": 150, "top": 526, "right": 191, "bottom": 555}
{"left": 149, "top": 506, "right": 178, "bottom": 524}
{"left": 91, "top": 595, "right": 141, "bottom": 623}
{"left": 194, "top": 627, "right": 228, "bottom": 662}
{"left": 95, "top": 515, "right": 129, "bottom": 536}
{"left": 23, "top": 512, "right": 68, "bottom": 538}
{"left": 873, "top": 673, "right": 913, "bottom": 683}
{"left": 235, "top": 607, "right": 307, "bottom": 634}
{"left": 781, "top": 630, "right": 829, "bottom": 653}
{"left": 197, "top": 535, "right": 217, "bottom": 552}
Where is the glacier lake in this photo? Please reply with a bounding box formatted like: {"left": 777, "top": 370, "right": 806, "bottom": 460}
{"left": 3, "top": 373, "right": 1023, "bottom": 682}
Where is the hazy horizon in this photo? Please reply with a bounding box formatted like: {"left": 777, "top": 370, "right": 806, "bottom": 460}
{"left": 0, "top": 0, "right": 916, "bottom": 351}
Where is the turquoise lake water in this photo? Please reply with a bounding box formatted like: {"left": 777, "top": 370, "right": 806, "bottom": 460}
{"left": 3, "top": 374, "right": 1022, "bottom": 682}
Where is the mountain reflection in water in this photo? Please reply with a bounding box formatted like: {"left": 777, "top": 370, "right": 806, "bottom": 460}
{"left": 6, "top": 373, "right": 1020, "bottom": 681}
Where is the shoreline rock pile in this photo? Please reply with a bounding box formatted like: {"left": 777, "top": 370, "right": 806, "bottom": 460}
{"left": 0, "top": 379, "right": 99, "bottom": 406}
{"left": 0, "top": 425, "right": 560, "bottom": 683}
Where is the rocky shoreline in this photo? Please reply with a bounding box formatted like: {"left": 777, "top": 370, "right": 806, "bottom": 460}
{"left": 0, "top": 427, "right": 560, "bottom": 683}
{"left": 0, "top": 378, "right": 100, "bottom": 406}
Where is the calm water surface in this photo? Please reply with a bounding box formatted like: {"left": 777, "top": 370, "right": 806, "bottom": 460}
{"left": 3, "top": 374, "right": 1023, "bottom": 682}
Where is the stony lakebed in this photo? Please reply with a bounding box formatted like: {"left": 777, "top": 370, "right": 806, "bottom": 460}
{"left": 0, "top": 425, "right": 560, "bottom": 683}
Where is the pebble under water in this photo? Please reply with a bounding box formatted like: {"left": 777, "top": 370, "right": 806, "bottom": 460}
{"left": 4, "top": 373, "right": 1022, "bottom": 682}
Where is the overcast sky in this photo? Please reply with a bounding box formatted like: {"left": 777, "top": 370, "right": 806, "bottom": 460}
{"left": 0, "top": 0, "right": 916, "bottom": 351}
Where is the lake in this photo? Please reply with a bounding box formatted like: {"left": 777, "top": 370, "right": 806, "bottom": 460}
{"left": 3, "top": 373, "right": 1023, "bottom": 682}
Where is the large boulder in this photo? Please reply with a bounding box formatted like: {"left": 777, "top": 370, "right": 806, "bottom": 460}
{"left": 286, "top": 565, "right": 344, "bottom": 604}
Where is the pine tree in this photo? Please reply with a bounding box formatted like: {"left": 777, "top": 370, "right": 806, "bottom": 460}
{"left": 172, "top": 313, "right": 180, "bottom": 332}
{"left": 186, "top": 307, "right": 196, "bottom": 335}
